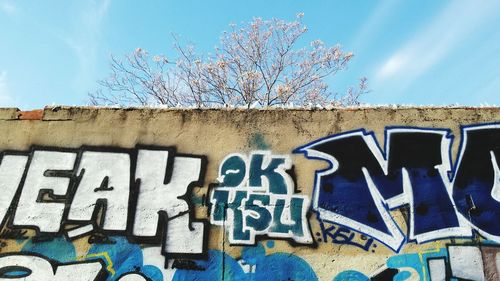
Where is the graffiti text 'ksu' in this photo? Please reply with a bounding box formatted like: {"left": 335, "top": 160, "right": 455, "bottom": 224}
{"left": 210, "top": 151, "right": 313, "bottom": 245}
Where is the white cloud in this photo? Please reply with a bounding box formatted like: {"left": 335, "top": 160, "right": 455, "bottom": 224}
{"left": 0, "top": 1, "right": 16, "bottom": 15}
{"left": 0, "top": 71, "right": 14, "bottom": 106}
{"left": 373, "top": 0, "right": 500, "bottom": 90}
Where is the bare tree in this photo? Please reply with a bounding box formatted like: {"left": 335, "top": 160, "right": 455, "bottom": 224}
{"left": 90, "top": 14, "right": 368, "bottom": 107}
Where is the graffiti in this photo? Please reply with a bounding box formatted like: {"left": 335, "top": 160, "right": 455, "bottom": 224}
{"left": 85, "top": 237, "right": 166, "bottom": 281}
{"left": 0, "top": 112, "right": 499, "bottom": 281}
{"left": 173, "top": 242, "right": 318, "bottom": 280}
{"left": 0, "top": 145, "right": 207, "bottom": 266}
{"left": 8, "top": 237, "right": 318, "bottom": 281}
{"left": 383, "top": 247, "right": 449, "bottom": 281}
{"left": 334, "top": 243, "right": 500, "bottom": 281}
{"left": 316, "top": 218, "right": 376, "bottom": 252}
{"left": 209, "top": 151, "right": 312, "bottom": 245}
{"left": 295, "top": 124, "right": 500, "bottom": 251}
{"left": 16, "top": 236, "right": 172, "bottom": 280}
{"left": 334, "top": 244, "right": 500, "bottom": 281}
{"left": 0, "top": 253, "right": 106, "bottom": 280}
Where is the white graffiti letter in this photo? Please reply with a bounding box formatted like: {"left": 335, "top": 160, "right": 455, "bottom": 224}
{"left": 14, "top": 150, "right": 76, "bottom": 233}
{"left": 68, "top": 151, "right": 130, "bottom": 231}
{"left": 133, "top": 150, "right": 205, "bottom": 255}
{"left": 0, "top": 155, "right": 28, "bottom": 226}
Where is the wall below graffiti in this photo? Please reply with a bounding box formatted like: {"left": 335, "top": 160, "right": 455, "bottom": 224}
{"left": 0, "top": 106, "right": 498, "bottom": 280}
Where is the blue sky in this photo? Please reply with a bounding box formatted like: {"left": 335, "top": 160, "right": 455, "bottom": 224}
{"left": 1, "top": 0, "right": 499, "bottom": 109}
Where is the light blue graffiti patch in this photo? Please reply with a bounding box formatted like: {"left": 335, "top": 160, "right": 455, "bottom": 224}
{"left": 173, "top": 243, "right": 318, "bottom": 281}
{"left": 386, "top": 248, "right": 448, "bottom": 281}
{"left": 21, "top": 237, "right": 76, "bottom": 262}
{"left": 87, "top": 236, "right": 163, "bottom": 281}
{"left": 333, "top": 270, "right": 370, "bottom": 281}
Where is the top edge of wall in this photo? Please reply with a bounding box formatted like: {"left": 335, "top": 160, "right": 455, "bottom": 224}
{"left": 0, "top": 105, "right": 498, "bottom": 121}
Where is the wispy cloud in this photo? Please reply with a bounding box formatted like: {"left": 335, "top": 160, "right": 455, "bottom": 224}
{"left": 476, "top": 72, "right": 500, "bottom": 104}
{"left": 350, "top": 0, "right": 399, "bottom": 52}
{"left": 63, "top": 0, "right": 112, "bottom": 93}
{"left": 373, "top": 0, "right": 500, "bottom": 91}
{"left": 0, "top": 0, "right": 17, "bottom": 15}
{"left": 0, "top": 71, "right": 14, "bottom": 106}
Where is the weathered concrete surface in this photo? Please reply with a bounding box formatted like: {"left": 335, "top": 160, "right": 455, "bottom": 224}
{"left": 0, "top": 106, "right": 498, "bottom": 281}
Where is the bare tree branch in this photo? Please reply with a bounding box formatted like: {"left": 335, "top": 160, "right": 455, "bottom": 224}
{"left": 91, "top": 14, "right": 368, "bottom": 107}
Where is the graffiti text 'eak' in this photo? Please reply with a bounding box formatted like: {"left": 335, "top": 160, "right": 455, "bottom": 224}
{"left": 296, "top": 124, "right": 500, "bottom": 251}
{"left": 0, "top": 146, "right": 208, "bottom": 262}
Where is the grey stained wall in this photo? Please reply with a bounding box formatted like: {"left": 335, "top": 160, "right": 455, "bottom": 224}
{"left": 0, "top": 106, "right": 498, "bottom": 281}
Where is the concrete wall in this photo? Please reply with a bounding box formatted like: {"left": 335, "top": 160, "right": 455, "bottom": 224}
{"left": 0, "top": 106, "right": 498, "bottom": 281}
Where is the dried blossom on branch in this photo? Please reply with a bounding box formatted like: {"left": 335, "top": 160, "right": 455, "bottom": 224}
{"left": 90, "top": 14, "right": 368, "bottom": 108}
